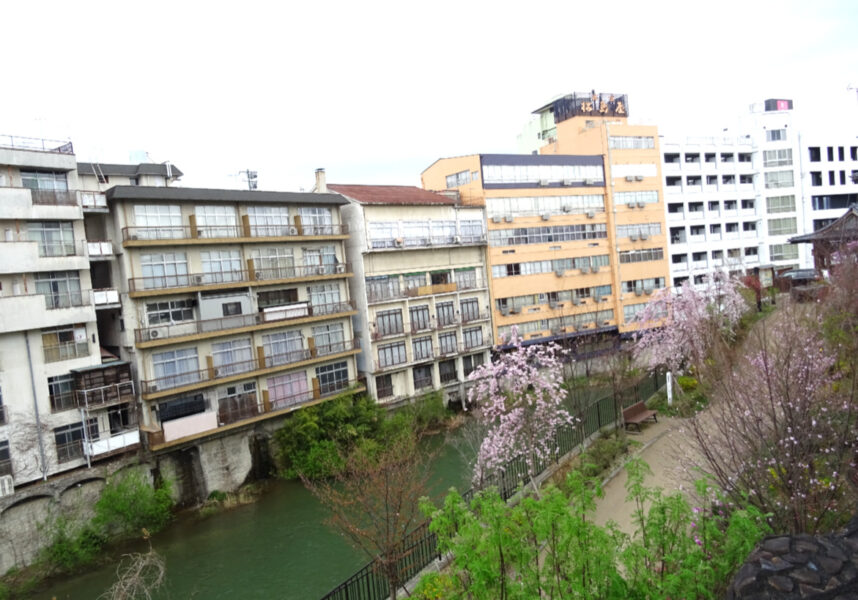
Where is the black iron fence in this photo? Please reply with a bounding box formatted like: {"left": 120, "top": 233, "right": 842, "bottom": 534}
{"left": 319, "top": 370, "right": 665, "bottom": 600}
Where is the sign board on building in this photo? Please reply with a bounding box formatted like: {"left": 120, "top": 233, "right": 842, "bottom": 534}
{"left": 764, "top": 99, "right": 793, "bottom": 111}
{"left": 551, "top": 91, "right": 629, "bottom": 123}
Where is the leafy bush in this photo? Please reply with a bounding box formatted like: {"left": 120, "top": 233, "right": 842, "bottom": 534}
{"left": 93, "top": 471, "right": 173, "bottom": 538}
{"left": 578, "top": 433, "right": 632, "bottom": 479}
{"left": 40, "top": 517, "right": 106, "bottom": 572}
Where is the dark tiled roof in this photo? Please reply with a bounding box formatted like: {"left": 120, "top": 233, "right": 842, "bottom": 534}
{"left": 106, "top": 186, "right": 347, "bottom": 205}
{"left": 77, "top": 162, "right": 184, "bottom": 178}
{"left": 790, "top": 207, "right": 858, "bottom": 243}
{"left": 328, "top": 184, "right": 457, "bottom": 206}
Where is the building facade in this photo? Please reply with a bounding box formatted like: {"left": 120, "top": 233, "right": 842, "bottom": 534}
{"left": 424, "top": 92, "right": 670, "bottom": 346}
{"left": 325, "top": 177, "right": 491, "bottom": 405}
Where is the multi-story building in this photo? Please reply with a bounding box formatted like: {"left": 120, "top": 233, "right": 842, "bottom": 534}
{"left": 800, "top": 136, "right": 858, "bottom": 243}
{"left": 0, "top": 138, "right": 150, "bottom": 491}
{"left": 424, "top": 92, "right": 670, "bottom": 346}
{"left": 321, "top": 173, "right": 492, "bottom": 405}
{"left": 101, "top": 183, "right": 363, "bottom": 449}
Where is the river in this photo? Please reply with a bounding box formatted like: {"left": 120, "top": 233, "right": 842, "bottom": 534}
{"left": 33, "top": 432, "right": 473, "bottom": 600}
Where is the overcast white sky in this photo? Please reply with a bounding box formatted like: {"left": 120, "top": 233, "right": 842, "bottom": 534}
{"left": 2, "top": 0, "right": 856, "bottom": 191}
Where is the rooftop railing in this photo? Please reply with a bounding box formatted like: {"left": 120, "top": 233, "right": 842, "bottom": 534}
{"left": 122, "top": 223, "right": 349, "bottom": 242}
{"left": 0, "top": 135, "right": 74, "bottom": 154}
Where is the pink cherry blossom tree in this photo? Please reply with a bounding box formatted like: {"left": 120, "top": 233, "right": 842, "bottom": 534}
{"left": 466, "top": 328, "right": 573, "bottom": 491}
{"left": 633, "top": 271, "right": 748, "bottom": 373}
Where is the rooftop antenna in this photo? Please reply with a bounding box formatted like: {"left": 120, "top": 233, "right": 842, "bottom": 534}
{"left": 240, "top": 169, "right": 258, "bottom": 190}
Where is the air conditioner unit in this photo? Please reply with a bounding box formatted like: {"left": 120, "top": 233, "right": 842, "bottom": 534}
{"left": 640, "top": 232, "right": 649, "bottom": 240}
{"left": 586, "top": 210, "right": 595, "bottom": 219}
{"left": 335, "top": 264, "right": 346, "bottom": 274}
{"left": 592, "top": 296, "right": 601, "bottom": 304}
{"left": 317, "top": 266, "right": 328, "bottom": 275}
{"left": 394, "top": 238, "right": 404, "bottom": 247}
{"left": 130, "top": 235, "right": 139, "bottom": 241}
{"left": 285, "top": 226, "right": 297, "bottom": 235}
{"left": 491, "top": 216, "right": 502, "bottom": 223}
{"left": 584, "top": 178, "right": 595, "bottom": 185}
{"left": 500, "top": 306, "right": 510, "bottom": 316}
{"left": 541, "top": 213, "right": 551, "bottom": 221}
{"left": 572, "top": 296, "right": 580, "bottom": 305}
{"left": 630, "top": 234, "right": 639, "bottom": 241}
{"left": 635, "top": 288, "right": 643, "bottom": 296}
{"left": 644, "top": 287, "right": 653, "bottom": 295}
{"left": 592, "top": 265, "right": 600, "bottom": 273}
{"left": 580, "top": 266, "right": 590, "bottom": 274}
{"left": 637, "top": 201, "right": 646, "bottom": 208}
{"left": 193, "top": 275, "right": 204, "bottom": 284}
{"left": 254, "top": 270, "right": 265, "bottom": 280}
{"left": 454, "top": 235, "right": 462, "bottom": 243}
{"left": 549, "top": 301, "right": 558, "bottom": 309}
{"left": 635, "top": 175, "right": 644, "bottom": 181}
{"left": 625, "top": 175, "right": 635, "bottom": 182}
{"left": 149, "top": 383, "right": 159, "bottom": 392}
{"left": 147, "top": 328, "right": 163, "bottom": 340}
{"left": 554, "top": 269, "right": 565, "bottom": 277}
{"left": 562, "top": 205, "right": 572, "bottom": 213}
{"left": 509, "top": 307, "right": 520, "bottom": 314}
{"left": 538, "top": 179, "right": 550, "bottom": 187}
{"left": 563, "top": 179, "right": 574, "bottom": 186}
{"left": 0, "top": 475, "right": 14, "bottom": 498}
{"left": 504, "top": 215, "right": 513, "bottom": 223}
{"left": 627, "top": 202, "right": 636, "bottom": 209}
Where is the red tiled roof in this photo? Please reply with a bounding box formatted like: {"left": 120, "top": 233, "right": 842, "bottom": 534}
{"left": 328, "top": 184, "right": 457, "bottom": 206}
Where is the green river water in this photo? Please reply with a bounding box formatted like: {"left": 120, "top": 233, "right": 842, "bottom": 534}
{"left": 33, "top": 434, "right": 473, "bottom": 600}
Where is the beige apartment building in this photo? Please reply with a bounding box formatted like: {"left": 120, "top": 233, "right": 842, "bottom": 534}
{"left": 320, "top": 172, "right": 492, "bottom": 405}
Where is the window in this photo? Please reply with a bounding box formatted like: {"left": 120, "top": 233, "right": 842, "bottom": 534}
{"left": 614, "top": 191, "right": 659, "bottom": 205}
{"left": 827, "top": 147, "right": 834, "bottom": 161}
{"left": 488, "top": 223, "right": 607, "bottom": 247}
{"left": 811, "top": 172, "right": 823, "bottom": 186}
{"left": 401, "top": 221, "right": 430, "bottom": 247}
{"left": 146, "top": 299, "right": 194, "bottom": 325}
{"left": 409, "top": 305, "right": 431, "bottom": 332}
{"left": 829, "top": 171, "right": 836, "bottom": 186}
{"left": 0, "top": 440, "right": 10, "bottom": 476}
{"left": 618, "top": 248, "right": 665, "bottom": 264}
{"left": 29, "top": 221, "right": 75, "bottom": 256}
{"left": 201, "top": 250, "right": 242, "bottom": 283}
{"left": 134, "top": 205, "right": 182, "bottom": 239}
{"left": 454, "top": 268, "right": 478, "bottom": 290}
{"left": 623, "top": 303, "right": 648, "bottom": 322}
{"left": 459, "top": 220, "right": 484, "bottom": 242}
{"left": 439, "top": 359, "right": 458, "bottom": 383}
{"left": 462, "top": 327, "right": 483, "bottom": 349}
{"left": 766, "top": 129, "right": 786, "bottom": 142}
{"left": 376, "top": 375, "right": 394, "bottom": 399}
{"left": 366, "top": 276, "right": 400, "bottom": 302}
{"left": 766, "top": 195, "right": 795, "bottom": 214}
{"left": 446, "top": 170, "right": 471, "bottom": 188}
{"left": 313, "top": 322, "right": 345, "bottom": 355}
{"left": 141, "top": 252, "right": 189, "bottom": 289}
{"left": 376, "top": 309, "right": 403, "bottom": 336}
{"left": 22, "top": 171, "right": 68, "bottom": 191}
{"left": 158, "top": 394, "right": 206, "bottom": 422}
{"left": 54, "top": 420, "right": 98, "bottom": 463}
{"left": 486, "top": 194, "right": 606, "bottom": 217}
{"left": 307, "top": 284, "right": 340, "bottom": 308}
{"left": 211, "top": 338, "right": 253, "bottom": 376}
{"left": 439, "top": 332, "right": 457, "bottom": 355}
{"left": 247, "top": 206, "right": 290, "bottom": 237}
{"left": 152, "top": 347, "right": 200, "bottom": 387}
{"left": 437, "top": 302, "right": 456, "bottom": 326}
{"left": 812, "top": 194, "right": 857, "bottom": 211}
{"left": 763, "top": 149, "right": 793, "bottom": 167}
{"left": 809, "top": 147, "right": 821, "bottom": 162}
{"left": 412, "top": 336, "right": 433, "bottom": 361}
{"left": 404, "top": 273, "right": 425, "bottom": 290}
{"left": 368, "top": 222, "right": 399, "bottom": 248}
{"left": 743, "top": 222, "right": 757, "bottom": 232}
{"left": 745, "top": 247, "right": 758, "bottom": 257}
{"left": 482, "top": 162, "right": 604, "bottom": 185}
{"left": 608, "top": 136, "right": 655, "bottom": 149}
{"left": 768, "top": 217, "right": 797, "bottom": 236}
{"left": 413, "top": 365, "right": 433, "bottom": 389}
{"left": 222, "top": 302, "right": 242, "bottom": 316}
{"left": 251, "top": 247, "right": 295, "bottom": 279}
{"left": 34, "top": 271, "right": 83, "bottom": 308}
{"left": 302, "top": 245, "right": 337, "bottom": 273}
{"left": 107, "top": 403, "right": 134, "bottom": 434}
{"left": 267, "top": 372, "right": 309, "bottom": 409}
{"left": 770, "top": 243, "right": 799, "bottom": 261}
{"left": 48, "top": 374, "right": 75, "bottom": 412}
{"left": 430, "top": 221, "right": 456, "bottom": 244}
{"left": 263, "top": 330, "right": 304, "bottom": 365}
{"left": 315, "top": 361, "right": 349, "bottom": 394}
{"left": 463, "top": 353, "right": 484, "bottom": 377}
{"left": 300, "top": 207, "right": 333, "bottom": 235}
{"left": 622, "top": 277, "right": 665, "bottom": 293}
{"left": 741, "top": 199, "right": 755, "bottom": 210}
{"left": 378, "top": 342, "right": 406, "bottom": 368}
{"left": 41, "top": 325, "right": 88, "bottom": 362}
{"left": 460, "top": 298, "right": 480, "bottom": 323}
{"left": 616, "top": 223, "right": 662, "bottom": 238}
{"left": 764, "top": 170, "right": 794, "bottom": 189}
{"left": 257, "top": 288, "right": 298, "bottom": 309}
{"left": 195, "top": 205, "right": 238, "bottom": 238}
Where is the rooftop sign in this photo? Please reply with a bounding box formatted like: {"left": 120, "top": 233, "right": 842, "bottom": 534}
{"left": 549, "top": 91, "right": 628, "bottom": 123}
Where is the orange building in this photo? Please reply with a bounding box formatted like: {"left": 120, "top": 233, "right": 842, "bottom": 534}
{"left": 422, "top": 92, "right": 669, "bottom": 347}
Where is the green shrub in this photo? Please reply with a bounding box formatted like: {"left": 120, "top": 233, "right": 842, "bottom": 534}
{"left": 40, "top": 517, "right": 106, "bottom": 572}
{"left": 578, "top": 434, "right": 632, "bottom": 479}
{"left": 207, "top": 490, "right": 228, "bottom": 502}
{"left": 676, "top": 375, "right": 698, "bottom": 392}
{"left": 93, "top": 471, "right": 173, "bottom": 538}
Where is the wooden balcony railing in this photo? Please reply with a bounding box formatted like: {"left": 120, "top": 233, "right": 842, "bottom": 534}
{"left": 122, "top": 222, "right": 349, "bottom": 242}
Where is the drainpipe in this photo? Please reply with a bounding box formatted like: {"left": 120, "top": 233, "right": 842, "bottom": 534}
{"left": 24, "top": 331, "right": 49, "bottom": 480}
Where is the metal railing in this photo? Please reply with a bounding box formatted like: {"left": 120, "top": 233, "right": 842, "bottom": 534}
{"left": 30, "top": 189, "right": 78, "bottom": 206}
{"left": 369, "top": 234, "right": 487, "bottom": 250}
{"left": 43, "top": 341, "right": 89, "bottom": 364}
{"left": 367, "top": 279, "right": 486, "bottom": 304}
{"left": 75, "top": 381, "right": 135, "bottom": 409}
{"left": 128, "top": 264, "right": 351, "bottom": 292}
{"left": 122, "top": 223, "right": 349, "bottom": 242}
{"left": 218, "top": 393, "right": 262, "bottom": 426}
{"left": 135, "top": 300, "right": 354, "bottom": 344}
{"left": 320, "top": 371, "right": 665, "bottom": 600}
{"left": 0, "top": 135, "right": 73, "bottom": 154}
{"left": 141, "top": 339, "right": 359, "bottom": 394}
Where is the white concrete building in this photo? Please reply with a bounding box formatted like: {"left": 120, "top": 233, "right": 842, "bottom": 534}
{"left": 323, "top": 174, "right": 492, "bottom": 406}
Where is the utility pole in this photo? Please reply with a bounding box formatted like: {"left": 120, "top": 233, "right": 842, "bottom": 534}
{"left": 240, "top": 169, "right": 258, "bottom": 191}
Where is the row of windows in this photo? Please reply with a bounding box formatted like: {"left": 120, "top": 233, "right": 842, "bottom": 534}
{"left": 496, "top": 285, "right": 613, "bottom": 311}
{"left": 365, "top": 268, "right": 480, "bottom": 301}
{"left": 132, "top": 205, "right": 334, "bottom": 238}
{"left": 621, "top": 277, "right": 666, "bottom": 294}
{"left": 377, "top": 327, "right": 484, "bottom": 368}
{"left": 445, "top": 170, "right": 476, "bottom": 188}
{"left": 609, "top": 136, "right": 655, "bottom": 149}
{"left": 770, "top": 243, "right": 799, "bottom": 262}
{"left": 763, "top": 149, "right": 793, "bottom": 167}
{"left": 808, "top": 146, "right": 858, "bottom": 162}
{"left": 766, "top": 195, "right": 796, "bottom": 214}
{"left": 614, "top": 190, "right": 659, "bottom": 205}
{"left": 812, "top": 193, "right": 858, "bottom": 211}
{"left": 491, "top": 254, "right": 610, "bottom": 278}
{"left": 486, "top": 194, "right": 605, "bottom": 217}
{"left": 367, "top": 220, "right": 484, "bottom": 247}
{"left": 764, "top": 170, "right": 794, "bottom": 189}
{"left": 663, "top": 152, "right": 753, "bottom": 165}
{"left": 768, "top": 217, "right": 797, "bottom": 236}
{"left": 482, "top": 164, "right": 604, "bottom": 185}
{"left": 375, "top": 353, "right": 485, "bottom": 398}
{"left": 374, "top": 299, "right": 482, "bottom": 336}
{"left": 496, "top": 309, "right": 615, "bottom": 339}
{"left": 489, "top": 224, "right": 607, "bottom": 246}
{"left": 673, "top": 247, "right": 758, "bottom": 263}
{"left": 618, "top": 248, "right": 665, "bottom": 264}
{"left": 616, "top": 223, "right": 662, "bottom": 238}
{"left": 810, "top": 170, "right": 858, "bottom": 187}
{"left": 665, "top": 174, "right": 755, "bottom": 186}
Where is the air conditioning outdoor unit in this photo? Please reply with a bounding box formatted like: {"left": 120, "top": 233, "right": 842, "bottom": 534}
{"left": 630, "top": 233, "right": 639, "bottom": 241}
{"left": 572, "top": 297, "right": 580, "bottom": 305}
{"left": 586, "top": 210, "right": 595, "bottom": 219}
{"left": 454, "top": 235, "right": 462, "bottom": 243}
{"left": 335, "top": 264, "right": 346, "bottom": 274}
{"left": 148, "top": 383, "right": 159, "bottom": 393}
{"left": 554, "top": 269, "right": 565, "bottom": 277}
{"left": 541, "top": 213, "right": 551, "bottom": 221}
{"left": 562, "top": 205, "right": 572, "bottom": 213}
{"left": 538, "top": 179, "right": 550, "bottom": 187}
{"left": 637, "top": 201, "right": 646, "bottom": 208}
{"left": 635, "top": 175, "right": 644, "bottom": 181}
{"left": 563, "top": 179, "right": 574, "bottom": 186}
{"left": 591, "top": 265, "right": 600, "bottom": 273}
{"left": 504, "top": 215, "right": 513, "bottom": 223}
{"left": 317, "top": 266, "right": 328, "bottom": 275}
{"left": 194, "top": 275, "right": 204, "bottom": 284}
{"left": 147, "top": 329, "right": 163, "bottom": 340}
{"left": 288, "top": 226, "right": 299, "bottom": 235}
{"left": 500, "top": 307, "right": 510, "bottom": 316}
{"left": 645, "top": 288, "right": 653, "bottom": 295}
{"left": 394, "top": 238, "right": 404, "bottom": 247}
{"left": 580, "top": 266, "right": 590, "bottom": 274}
{"left": 625, "top": 175, "right": 635, "bottom": 182}
{"left": 491, "top": 216, "right": 502, "bottom": 223}
{"left": 592, "top": 296, "right": 601, "bottom": 304}
{"left": 627, "top": 201, "right": 636, "bottom": 209}
{"left": 130, "top": 235, "right": 139, "bottom": 241}
{"left": 640, "top": 232, "right": 649, "bottom": 240}
{"left": 254, "top": 271, "right": 265, "bottom": 280}
{"left": 549, "top": 301, "right": 558, "bottom": 309}
{"left": 635, "top": 288, "right": 643, "bottom": 296}
{"left": 510, "top": 307, "right": 520, "bottom": 314}
{"left": 584, "top": 178, "right": 595, "bottom": 185}
{"left": 0, "top": 475, "right": 14, "bottom": 498}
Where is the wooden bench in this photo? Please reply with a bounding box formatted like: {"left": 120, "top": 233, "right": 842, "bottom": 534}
{"left": 622, "top": 402, "right": 658, "bottom": 432}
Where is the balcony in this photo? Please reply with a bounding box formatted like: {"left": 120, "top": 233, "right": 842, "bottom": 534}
{"left": 139, "top": 338, "right": 360, "bottom": 398}
{"left": 87, "top": 241, "right": 114, "bottom": 260}
{"left": 692, "top": 260, "right": 708, "bottom": 270}
{"left": 672, "top": 262, "right": 689, "bottom": 273}
{"left": 30, "top": 189, "right": 78, "bottom": 206}
{"left": 368, "top": 234, "right": 487, "bottom": 252}
{"left": 87, "top": 428, "right": 140, "bottom": 458}
{"left": 0, "top": 134, "right": 73, "bottom": 154}
{"left": 122, "top": 222, "right": 349, "bottom": 246}
{"left": 135, "top": 300, "right": 355, "bottom": 347}
{"left": 128, "top": 263, "right": 352, "bottom": 298}
{"left": 44, "top": 340, "right": 90, "bottom": 363}
{"left": 461, "top": 310, "right": 491, "bottom": 324}
{"left": 405, "top": 282, "right": 458, "bottom": 298}
{"left": 80, "top": 192, "right": 108, "bottom": 212}
{"left": 667, "top": 210, "right": 685, "bottom": 221}
{"left": 724, "top": 231, "right": 740, "bottom": 240}
{"left": 688, "top": 234, "right": 706, "bottom": 244}
{"left": 0, "top": 239, "right": 89, "bottom": 274}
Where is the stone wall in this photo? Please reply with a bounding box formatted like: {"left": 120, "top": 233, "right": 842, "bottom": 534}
{"left": 726, "top": 516, "right": 858, "bottom": 599}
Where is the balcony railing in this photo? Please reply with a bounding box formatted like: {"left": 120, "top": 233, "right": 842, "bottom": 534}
{"left": 135, "top": 300, "right": 354, "bottom": 344}
{"left": 369, "top": 234, "right": 487, "bottom": 250}
{"left": 0, "top": 135, "right": 73, "bottom": 154}
{"left": 80, "top": 192, "right": 107, "bottom": 211}
{"left": 87, "top": 428, "right": 140, "bottom": 457}
{"left": 140, "top": 338, "right": 360, "bottom": 395}
{"left": 218, "top": 393, "right": 262, "bottom": 426}
{"left": 44, "top": 341, "right": 89, "bottom": 363}
{"left": 87, "top": 241, "right": 114, "bottom": 259}
{"left": 128, "top": 263, "right": 351, "bottom": 293}
{"left": 122, "top": 223, "right": 349, "bottom": 242}
{"left": 461, "top": 310, "right": 490, "bottom": 324}
{"left": 30, "top": 189, "right": 78, "bottom": 206}
{"left": 413, "top": 376, "right": 434, "bottom": 390}
{"left": 75, "top": 381, "right": 135, "bottom": 409}
{"left": 366, "top": 277, "right": 484, "bottom": 304}
{"left": 93, "top": 288, "right": 120, "bottom": 308}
